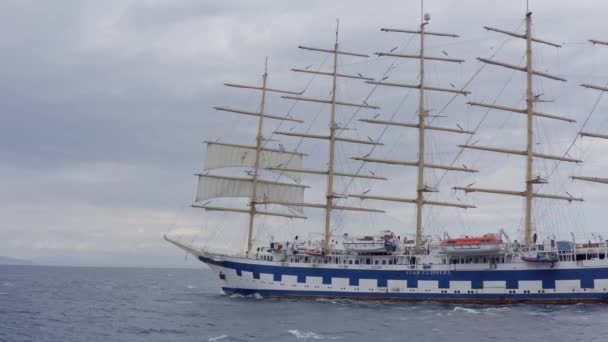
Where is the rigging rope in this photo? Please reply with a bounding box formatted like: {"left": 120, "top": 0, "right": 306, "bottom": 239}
{"left": 212, "top": 19, "right": 533, "bottom": 247}
{"left": 341, "top": 21, "right": 526, "bottom": 236}
{"left": 431, "top": 52, "right": 526, "bottom": 188}
{"left": 339, "top": 36, "right": 417, "bottom": 193}
{"left": 543, "top": 81, "right": 608, "bottom": 181}
{"left": 255, "top": 36, "right": 416, "bottom": 242}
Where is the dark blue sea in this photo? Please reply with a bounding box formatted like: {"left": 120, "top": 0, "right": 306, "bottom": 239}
{"left": 2, "top": 265, "right": 608, "bottom": 342}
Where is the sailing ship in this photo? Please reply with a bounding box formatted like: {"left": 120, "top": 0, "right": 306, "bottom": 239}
{"left": 165, "top": 7, "right": 608, "bottom": 303}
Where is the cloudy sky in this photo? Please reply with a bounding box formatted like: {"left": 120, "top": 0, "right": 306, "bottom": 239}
{"left": 2, "top": 0, "right": 608, "bottom": 267}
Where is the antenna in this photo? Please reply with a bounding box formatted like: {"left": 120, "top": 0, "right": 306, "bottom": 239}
{"left": 420, "top": 0, "right": 424, "bottom": 25}
{"left": 335, "top": 18, "right": 339, "bottom": 43}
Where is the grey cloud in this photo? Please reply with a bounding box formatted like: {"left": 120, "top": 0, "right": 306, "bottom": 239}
{"left": 1, "top": 0, "right": 608, "bottom": 265}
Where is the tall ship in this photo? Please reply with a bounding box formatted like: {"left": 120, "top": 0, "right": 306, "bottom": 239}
{"left": 166, "top": 5, "right": 608, "bottom": 303}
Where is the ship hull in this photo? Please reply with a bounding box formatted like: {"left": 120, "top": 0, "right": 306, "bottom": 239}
{"left": 199, "top": 254, "right": 608, "bottom": 303}
{"left": 220, "top": 288, "right": 608, "bottom": 304}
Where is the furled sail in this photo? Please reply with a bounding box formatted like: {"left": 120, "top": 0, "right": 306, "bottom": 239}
{"left": 195, "top": 174, "right": 307, "bottom": 212}
{"left": 204, "top": 142, "right": 304, "bottom": 181}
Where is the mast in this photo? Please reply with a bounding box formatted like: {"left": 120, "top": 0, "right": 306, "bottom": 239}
{"left": 194, "top": 61, "right": 311, "bottom": 256}
{"left": 454, "top": 12, "right": 584, "bottom": 247}
{"left": 524, "top": 12, "right": 534, "bottom": 246}
{"left": 272, "top": 21, "right": 385, "bottom": 254}
{"left": 247, "top": 58, "right": 269, "bottom": 255}
{"left": 350, "top": 2, "right": 475, "bottom": 251}
{"left": 415, "top": 9, "right": 428, "bottom": 251}
{"left": 324, "top": 20, "right": 339, "bottom": 252}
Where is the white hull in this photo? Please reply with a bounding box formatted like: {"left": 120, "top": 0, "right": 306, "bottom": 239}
{"left": 199, "top": 252, "right": 608, "bottom": 303}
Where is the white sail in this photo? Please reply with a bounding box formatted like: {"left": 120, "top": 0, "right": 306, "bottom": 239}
{"left": 195, "top": 174, "right": 306, "bottom": 213}
{"left": 204, "top": 142, "right": 304, "bottom": 181}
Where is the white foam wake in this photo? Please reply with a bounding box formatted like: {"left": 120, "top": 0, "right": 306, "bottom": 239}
{"left": 453, "top": 306, "right": 481, "bottom": 314}
{"left": 208, "top": 334, "right": 228, "bottom": 342}
{"left": 287, "top": 329, "right": 341, "bottom": 340}
{"left": 287, "top": 330, "right": 323, "bottom": 339}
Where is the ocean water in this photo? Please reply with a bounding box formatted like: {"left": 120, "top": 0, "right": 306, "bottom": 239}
{"left": 2, "top": 265, "right": 608, "bottom": 342}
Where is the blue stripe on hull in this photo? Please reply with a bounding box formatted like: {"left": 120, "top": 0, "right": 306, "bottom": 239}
{"left": 221, "top": 287, "right": 608, "bottom": 303}
{"left": 199, "top": 256, "right": 607, "bottom": 290}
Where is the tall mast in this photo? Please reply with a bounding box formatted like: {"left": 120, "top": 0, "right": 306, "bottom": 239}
{"left": 324, "top": 20, "right": 340, "bottom": 252}
{"left": 415, "top": 9, "right": 428, "bottom": 251}
{"left": 247, "top": 59, "right": 269, "bottom": 255}
{"left": 350, "top": 3, "right": 476, "bottom": 250}
{"left": 273, "top": 22, "right": 385, "bottom": 254}
{"left": 454, "top": 12, "right": 584, "bottom": 246}
{"left": 524, "top": 12, "right": 534, "bottom": 246}
{"left": 194, "top": 62, "right": 310, "bottom": 256}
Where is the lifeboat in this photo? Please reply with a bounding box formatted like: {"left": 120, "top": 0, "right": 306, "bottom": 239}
{"left": 342, "top": 230, "right": 398, "bottom": 254}
{"left": 440, "top": 233, "right": 503, "bottom": 255}
{"left": 521, "top": 252, "right": 558, "bottom": 263}
{"left": 304, "top": 250, "right": 324, "bottom": 256}
{"left": 291, "top": 240, "right": 324, "bottom": 255}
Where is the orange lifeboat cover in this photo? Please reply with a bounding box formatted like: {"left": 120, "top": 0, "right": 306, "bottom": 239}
{"left": 441, "top": 233, "right": 502, "bottom": 246}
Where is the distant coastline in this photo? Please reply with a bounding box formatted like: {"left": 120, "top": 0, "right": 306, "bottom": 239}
{"left": 0, "top": 256, "right": 36, "bottom": 266}
{"left": 0, "top": 254, "right": 201, "bottom": 269}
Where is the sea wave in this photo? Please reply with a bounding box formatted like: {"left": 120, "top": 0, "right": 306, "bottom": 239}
{"left": 482, "top": 306, "right": 511, "bottom": 313}
{"left": 136, "top": 328, "right": 187, "bottom": 335}
{"left": 287, "top": 329, "right": 342, "bottom": 340}
{"left": 452, "top": 306, "right": 481, "bottom": 314}
{"left": 227, "top": 293, "right": 264, "bottom": 299}
{"left": 287, "top": 330, "right": 323, "bottom": 339}
{"left": 314, "top": 298, "right": 341, "bottom": 305}
{"left": 4, "top": 266, "right": 603, "bottom": 342}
